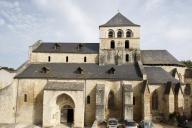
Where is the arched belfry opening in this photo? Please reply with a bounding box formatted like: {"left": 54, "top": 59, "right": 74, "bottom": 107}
{"left": 56, "top": 94, "right": 75, "bottom": 125}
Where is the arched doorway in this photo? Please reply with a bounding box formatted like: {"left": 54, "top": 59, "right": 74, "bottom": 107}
{"left": 60, "top": 105, "right": 74, "bottom": 124}
{"left": 56, "top": 94, "right": 75, "bottom": 125}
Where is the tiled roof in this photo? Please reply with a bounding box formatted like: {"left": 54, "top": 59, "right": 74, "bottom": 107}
{"left": 144, "top": 67, "right": 179, "bottom": 84}
{"left": 100, "top": 13, "right": 140, "bottom": 27}
{"left": 15, "top": 63, "right": 142, "bottom": 80}
{"left": 141, "top": 50, "right": 184, "bottom": 66}
{"left": 44, "top": 82, "right": 84, "bottom": 91}
{"left": 33, "top": 43, "right": 99, "bottom": 54}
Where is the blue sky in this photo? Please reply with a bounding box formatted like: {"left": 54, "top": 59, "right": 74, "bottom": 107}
{"left": 0, "top": 0, "right": 192, "bottom": 68}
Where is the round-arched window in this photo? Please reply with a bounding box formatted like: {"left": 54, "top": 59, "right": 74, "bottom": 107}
{"left": 108, "top": 30, "right": 114, "bottom": 38}
{"left": 117, "top": 30, "right": 123, "bottom": 38}
{"left": 126, "top": 29, "right": 133, "bottom": 37}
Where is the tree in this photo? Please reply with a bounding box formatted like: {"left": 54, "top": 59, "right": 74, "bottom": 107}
{"left": 181, "top": 60, "right": 192, "bottom": 68}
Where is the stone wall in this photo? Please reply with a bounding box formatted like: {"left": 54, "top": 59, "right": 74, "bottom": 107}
{"left": 0, "top": 69, "right": 15, "bottom": 89}
{"left": 99, "top": 26, "right": 140, "bottom": 50}
{"left": 0, "top": 80, "right": 17, "bottom": 123}
{"left": 30, "top": 53, "right": 98, "bottom": 64}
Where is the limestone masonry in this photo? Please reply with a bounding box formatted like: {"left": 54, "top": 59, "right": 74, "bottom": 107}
{"left": 0, "top": 13, "right": 192, "bottom": 127}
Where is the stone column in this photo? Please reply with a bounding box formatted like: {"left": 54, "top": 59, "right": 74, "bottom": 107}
{"left": 96, "top": 84, "right": 105, "bottom": 121}
{"left": 123, "top": 84, "right": 133, "bottom": 120}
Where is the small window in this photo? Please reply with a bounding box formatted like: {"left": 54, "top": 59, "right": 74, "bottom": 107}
{"left": 133, "top": 97, "right": 135, "bottom": 105}
{"left": 125, "top": 40, "right": 129, "bottom": 49}
{"left": 117, "top": 30, "right": 123, "bottom": 38}
{"left": 84, "top": 57, "right": 87, "bottom": 62}
{"left": 48, "top": 56, "right": 51, "bottom": 62}
{"left": 108, "top": 30, "right": 114, "bottom": 38}
{"left": 24, "top": 94, "right": 27, "bottom": 102}
{"left": 126, "top": 54, "right": 129, "bottom": 62}
{"left": 87, "top": 96, "right": 90, "bottom": 104}
{"left": 126, "top": 30, "right": 133, "bottom": 37}
{"left": 66, "top": 56, "right": 68, "bottom": 62}
{"left": 110, "top": 40, "right": 115, "bottom": 49}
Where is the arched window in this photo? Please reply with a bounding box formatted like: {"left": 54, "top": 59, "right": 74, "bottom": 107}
{"left": 87, "top": 96, "right": 90, "bottom": 104}
{"left": 48, "top": 56, "right": 51, "bottom": 62}
{"left": 108, "top": 91, "right": 115, "bottom": 109}
{"left": 110, "top": 40, "right": 115, "bottom": 49}
{"left": 24, "top": 94, "right": 27, "bottom": 102}
{"left": 66, "top": 56, "right": 68, "bottom": 62}
{"left": 117, "top": 30, "right": 123, "bottom": 38}
{"left": 84, "top": 57, "right": 87, "bottom": 62}
{"left": 108, "top": 30, "right": 114, "bottom": 38}
{"left": 126, "top": 54, "right": 129, "bottom": 62}
{"left": 152, "top": 90, "right": 158, "bottom": 110}
{"left": 126, "top": 30, "right": 133, "bottom": 37}
{"left": 125, "top": 40, "right": 129, "bottom": 49}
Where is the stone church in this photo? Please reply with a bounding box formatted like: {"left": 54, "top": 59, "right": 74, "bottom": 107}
{"left": 0, "top": 13, "right": 191, "bottom": 127}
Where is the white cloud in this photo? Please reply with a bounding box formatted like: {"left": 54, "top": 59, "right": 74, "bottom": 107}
{"left": 0, "top": 18, "right": 5, "bottom": 26}
{"left": 0, "top": 0, "right": 192, "bottom": 67}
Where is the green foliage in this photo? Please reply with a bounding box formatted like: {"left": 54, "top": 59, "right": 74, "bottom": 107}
{"left": 181, "top": 60, "right": 192, "bottom": 68}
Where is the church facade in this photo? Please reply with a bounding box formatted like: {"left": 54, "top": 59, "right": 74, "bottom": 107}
{"left": 0, "top": 13, "right": 191, "bottom": 127}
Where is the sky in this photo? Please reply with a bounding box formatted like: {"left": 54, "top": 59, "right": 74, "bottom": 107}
{"left": 0, "top": 0, "right": 192, "bottom": 68}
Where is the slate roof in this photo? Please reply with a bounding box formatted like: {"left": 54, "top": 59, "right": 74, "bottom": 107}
{"left": 185, "top": 69, "right": 192, "bottom": 78}
{"left": 99, "top": 13, "right": 140, "bottom": 27}
{"left": 144, "top": 67, "right": 179, "bottom": 84}
{"left": 15, "top": 63, "right": 142, "bottom": 80}
{"left": 44, "top": 82, "right": 84, "bottom": 91}
{"left": 33, "top": 43, "right": 99, "bottom": 54}
{"left": 141, "top": 50, "right": 184, "bottom": 66}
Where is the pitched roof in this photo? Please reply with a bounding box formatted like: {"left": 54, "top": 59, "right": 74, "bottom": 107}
{"left": 33, "top": 43, "right": 99, "bottom": 54}
{"left": 15, "top": 63, "right": 142, "bottom": 80}
{"left": 100, "top": 13, "right": 140, "bottom": 27}
{"left": 141, "top": 50, "right": 184, "bottom": 66}
{"left": 144, "top": 67, "right": 179, "bottom": 84}
{"left": 44, "top": 82, "right": 84, "bottom": 91}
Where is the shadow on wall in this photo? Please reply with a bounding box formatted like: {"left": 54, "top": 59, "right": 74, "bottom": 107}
{"left": 33, "top": 91, "right": 43, "bottom": 125}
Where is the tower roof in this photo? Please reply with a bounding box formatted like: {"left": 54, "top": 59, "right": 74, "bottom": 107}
{"left": 100, "top": 12, "right": 140, "bottom": 27}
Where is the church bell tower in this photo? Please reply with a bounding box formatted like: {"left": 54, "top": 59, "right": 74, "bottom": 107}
{"left": 99, "top": 13, "right": 140, "bottom": 65}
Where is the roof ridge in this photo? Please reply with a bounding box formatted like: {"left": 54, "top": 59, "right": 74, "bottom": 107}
{"left": 100, "top": 12, "right": 140, "bottom": 27}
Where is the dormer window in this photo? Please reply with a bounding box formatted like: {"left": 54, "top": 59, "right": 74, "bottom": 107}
{"left": 108, "top": 67, "right": 115, "bottom": 74}
{"left": 117, "top": 30, "right": 123, "bottom": 38}
{"left": 126, "top": 30, "right": 133, "bottom": 37}
{"left": 108, "top": 30, "right": 114, "bottom": 38}
{"left": 53, "top": 43, "right": 61, "bottom": 49}
{"left": 76, "top": 67, "right": 84, "bottom": 74}
{"left": 77, "top": 43, "right": 83, "bottom": 50}
{"left": 40, "top": 67, "right": 49, "bottom": 74}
